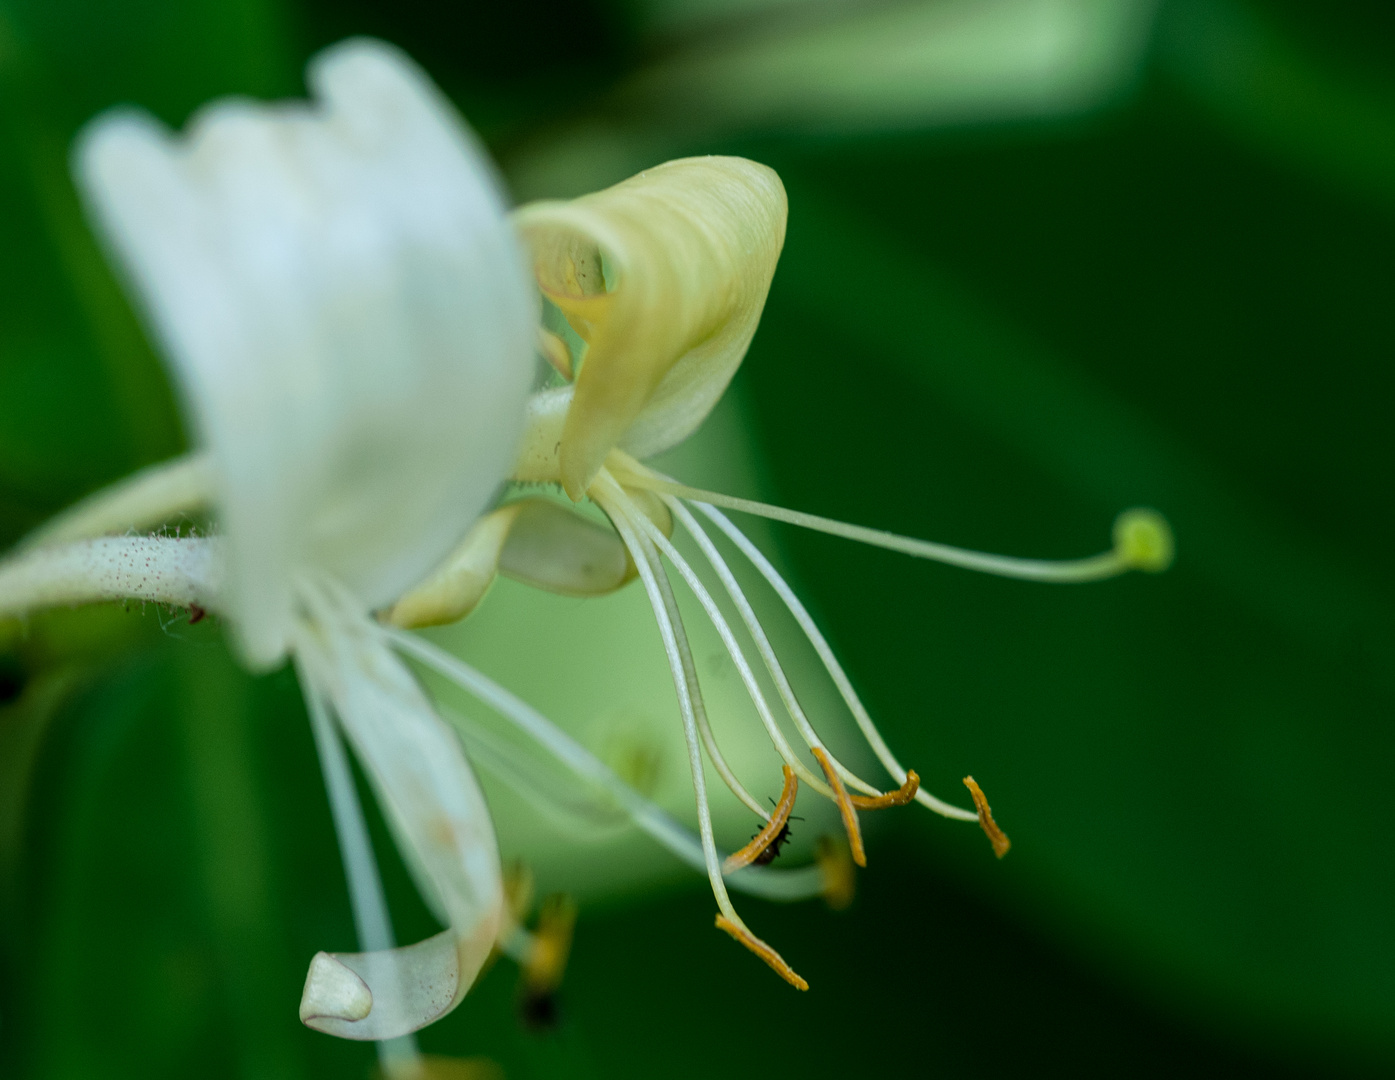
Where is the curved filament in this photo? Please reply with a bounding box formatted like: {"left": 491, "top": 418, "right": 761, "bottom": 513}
{"left": 724, "top": 766, "right": 799, "bottom": 873}
{"left": 388, "top": 629, "right": 828, "bottom": 903}
{"left": 692, "top": 501, "right": 978, "bottom": 822}
{"left": 812, "top": 746, "right": 865, "bottom": 868}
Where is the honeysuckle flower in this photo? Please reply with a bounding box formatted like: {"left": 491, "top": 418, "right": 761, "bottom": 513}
{"left": 1, "top": 65, "right": 1174, "bottom": 1009}
{"left": 0, "top": 37, "right": 540, "bottom": 1071}
{"left": 385, "top": 156, "right": 1175, "bottom": 988}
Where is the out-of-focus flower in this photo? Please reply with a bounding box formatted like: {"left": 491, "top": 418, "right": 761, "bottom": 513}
{"left": 386, "top": 156, "right": 1174, "bottom": 987}
{"left": 0, "top": 36, "right": 536, "bottom": 1071}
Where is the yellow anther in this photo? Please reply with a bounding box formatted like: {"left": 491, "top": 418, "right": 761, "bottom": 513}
{"left": 523, "top": 894, "right": 577, "bottom": 996}
{"left": 724, "top": 765, "right": 799, "bottom": 873}
{"left": 816, "top": 835, "right": 856, "bottom": 911}
{"left": 1113, "top": 508, "right": 1174, "bottom": 573}
{"left": 848, "top": 769, "right": 920, "bottom": 810}
{"left": 812, "top": 746, "right": 865, "bottom": 867}
{"left": 962, "top": 776, "right": 1011, "bottom": 858}
{"left": 714, "top": 914, "right": 808, "bottom": 991}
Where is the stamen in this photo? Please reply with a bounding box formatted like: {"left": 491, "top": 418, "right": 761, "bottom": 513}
{"left": 849, "top": 770, "right": 920, "bottom": 810}
{"left": 626, "top": 497, "right": 838, "bottom": 800}
{"left": 588, "top": 474, "right": 744, "bottom": 919}
{"left": 812, "top": 746, "right": 865, "bottom": 868}
{"left": 723, "top": 766, "right": 798, "bottom": 873}
{"left": 610, "top": 456, "right": 1161, "bottom": 584}
{"left": 523, "top": 894, "right": 577, "bottom": 997}
{"left": 816, "top": 836, "right": 856, "bottom": 911}
{"left": 714, "top": 915, "right": 808, "bottom": 991}
{"left": 390, "top": 631, "right": 829, "bottom": 904}
{"left": 660, "top": 495, "right": 881, "bottom": 799}
{"left": 518, "top": 893, "right": 577, "bottom": 1033}
{"left": 692, "top": 501, "right": 978, "bottom": 823}
{"left": 604, "top": 483, "right": 769, "bottom": 821}
{"left": 963, "top": 776, "right": 1011, "bottom": 858}
{"left": 647, "top": 526, "right": 770, "bottom": 821}
{"left": 594, "top": 473, "right": 811, "bottom": 990}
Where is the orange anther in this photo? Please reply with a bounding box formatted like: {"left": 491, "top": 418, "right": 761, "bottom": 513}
{"left": 723, "top": 765, "right": 798, "bottom": 873}
{"left": 816, "top": 835, "right": 856, "bottom": 911}
{"left": 848, "top": 769, "right": 920, "bottom": 810}
{"left": 811, "top": 746, "right": 865, "bottom": 867}
{"left": 714, "top": 914, "right": 809, "bottom": 991}
{"left": 963, "top": 776, "right": 1011, "bottom": 858}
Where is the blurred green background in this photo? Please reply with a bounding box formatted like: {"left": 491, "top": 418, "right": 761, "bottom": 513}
{"left": 2, "top": 0, "right": 1394, "bottom": 1076}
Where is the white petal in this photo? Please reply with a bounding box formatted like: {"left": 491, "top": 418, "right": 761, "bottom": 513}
{"left": 74, "top": 38, "right": 536, "bottom": 669}
{"left": 299, "top": 952, "right": 373, "bottom": 1025}
{"left": 295, "top": 582, "right": 502, "bottom": 1040}
{"left": 302, "top": 933, "right": 459, "bottom": 1040}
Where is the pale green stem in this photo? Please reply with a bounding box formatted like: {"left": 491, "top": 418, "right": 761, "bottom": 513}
{"left": 0, "top": 535, "right": 220, "bottom": 618}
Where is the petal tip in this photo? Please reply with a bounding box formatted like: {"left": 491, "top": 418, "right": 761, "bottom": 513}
{"left": 300, "top": 951, "right": 373, "bottom": 1026}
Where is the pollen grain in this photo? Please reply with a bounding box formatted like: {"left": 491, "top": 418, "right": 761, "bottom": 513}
{"left": 812, "top": 746, "right": 865, "bottom": 867}
{"left": 963, "top": 776, "right": 1011, "bottom": 858}
{"left": 714, "top": 915, "right": 808, "bottom": 991}
{"left": 723, "top": 766, "right": 798, "bottom": 873}
{"left": 849, "top": 769, "right": 920, "bottom": 810}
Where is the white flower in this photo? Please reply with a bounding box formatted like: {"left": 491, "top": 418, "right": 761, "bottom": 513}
{"left": 0, "top": 59, "right": 1175, "bottom": 1013}
{"left": 1, "top": 37, "right": 536, "bottom": 1060}
{"left": 78, "top": 38, "right": 531, "bottom": 671}
{"left": 385, "top": 156, "right": 1174, "bottom": 988}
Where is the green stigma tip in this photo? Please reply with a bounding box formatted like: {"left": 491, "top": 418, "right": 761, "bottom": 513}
{"left": 1113, "top": 508, "right": 1174, "bottom": 573}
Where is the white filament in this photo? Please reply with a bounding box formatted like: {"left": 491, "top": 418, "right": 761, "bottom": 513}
{"left": 693, "top": 502, "right": 978, "bottom": 821}
{"left": 388, "top": 629, "right": 825, "bottom": 902}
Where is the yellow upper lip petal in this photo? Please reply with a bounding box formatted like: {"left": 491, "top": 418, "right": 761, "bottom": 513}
{"left": 513, "top": 155, "right": 787, "bottom": 500}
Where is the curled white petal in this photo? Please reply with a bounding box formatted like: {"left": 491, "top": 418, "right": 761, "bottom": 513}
{"left": 74, "top": 38, "right": 536, "bottom": 669}
{"left": 294, "top": 582, "right": 502, "bottom": 1040}
{"left": 300, "top": 952, "right": 373, "bottom": 1025}
{"left": 300, "top": 932, "right": 458, "bottom": 1040}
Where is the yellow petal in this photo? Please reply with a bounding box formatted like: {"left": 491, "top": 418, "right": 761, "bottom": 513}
{"left": 383, "top": 505, "right": 524, "bottom": 629}
{"left": 386, "top": 493, "right": 680, "bottom": 629}
{"left": 513, "top": 156, "right": 786, "bottom": 498}
{"left": 497, "top": 499, "right": 633, "bottom": 597}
